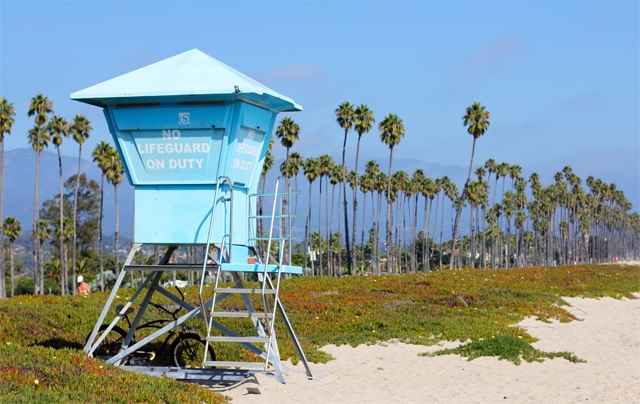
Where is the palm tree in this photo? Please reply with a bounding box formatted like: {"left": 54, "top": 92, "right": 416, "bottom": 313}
{"left": 69, "top": 115, "right": 91, "bottom": 294}
{"left": 363, "top": 160, "right": 381, "bottom": 274}
{"left": 392, "top": 170, "right": 409, "bottom": 273}
{"left": 346, "top": 169, "right": 360, "bottom": 272}
{"left": 351, "top": 104, "right": 375, "bottom": 272}
{"left": 280, "top": 151, "right": 303, "bottom": 233}
{"left": 275, "top": 117, "right": 299, "bottom": 164}
{"left": 27, "top": 94, "right": 52, "bottom": 294}
{"left": 450, "top": 102, "right": 490, "bottom": 269}
{"left": 76, "top": 258, "right": 89, "bottom": 275}
{"left": 303, "top": 157, "right": 319, "bottom": 275}
{"left": 286, "top": 151, "right": 303, "bottom": 216}
{"left": 484, "top": 159, "right": 497, "bottom": 194}
{"left": 379, "top": 114, "right": 405, "bottom": 270}
{"left": 3, "top": 216, "right": 21, "bottom": 297}
{"left": 44, "top": 260, "right": 62, "bottom": 286}
{"left": 509, "top": 164, "right": 522, "bottom": 192}
{"left": 105, "top": 146, "right": 124, "bottom": 275}
{"left": 335, "top": 101, "right": 354, "bottom": 274}
{"left": 36, "top": 220, "right": 52, "bottom": 291}
{"left": 421, "top": 177, "right": 438, "bottom": 272}
{"left": 331, "top": 163, "right": 346, "bottom": 275}
{"left": 442, "top": 177, "right": 459, "bottom": 268}
{"left": 374, "top": 171, "right": 388, "bottom": 274}
{"left": 316, "top": 154, "right": 333, "bottom": 275}
{"left": 359, "top": 169, "right": 374, "bottom": 273}
{"left": 275, "top": 117, "right": 299, "bottom": 262}
{"left": 410, "top": 169, "right": 425, "bottom": 272}
{"left": 92, "top": 141, "right": 110, "bottom": 292}
{"left": 0, "top": 97, "right": 15, "bottom": 298}
{"left": 48, "top": 115, "right": 69, "bottom": 294}
{"left": 53, "top": 216, "right": 73, "bottom": 292}
{"left": 258, "top": 138, "right": 275, "bottom": 259}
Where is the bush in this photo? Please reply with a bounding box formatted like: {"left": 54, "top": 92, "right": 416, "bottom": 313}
{"left": 11, "top": 277, "right": 62, "bottom": 296}
{"left": 424, "top": 335, "right": 586, "bottom": 365}
{"left": 43, "top": 279, "right": 61, "bottom": 296}
{"left": 14, "top": 277, "right": 34, "bottom": 296}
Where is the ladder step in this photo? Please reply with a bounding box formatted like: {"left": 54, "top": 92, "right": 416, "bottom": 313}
{"left": 124, "top": 264, "right": 215, "bottom": 272}
{"left": 248, "top": 214, "right": 299, "bottom": 219}
{"left": 250, "top": 191, "right": 301, "bottom": 197}
{"left": 203, "top": 361, "right": 267, "bottom": 368}
{"left": 206, "top": 336, "right": 270, "bottom": 343}
{"left": 247, "top": 237, "right": 292, "bottom": 241}
{"left": 211, "top": 311, "right": 273, "bottom": 319}
{"left": 214, "top": 287, "right": 276, "bottom": 294}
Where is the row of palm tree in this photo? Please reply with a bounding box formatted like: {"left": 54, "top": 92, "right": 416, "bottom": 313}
{"left": 269, "top": 102, "right": 638, "bottom": 275}
{"left": 278, "top": 151, "right": 639, "bottom": 275}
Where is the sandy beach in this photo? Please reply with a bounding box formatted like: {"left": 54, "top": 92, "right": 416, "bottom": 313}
{"left": 213, "top": 290, "right": 640, "bottom": 403}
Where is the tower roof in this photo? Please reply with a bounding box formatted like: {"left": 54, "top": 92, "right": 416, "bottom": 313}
{"left": 71, "top": 49, "right": 301, "bottom": 112}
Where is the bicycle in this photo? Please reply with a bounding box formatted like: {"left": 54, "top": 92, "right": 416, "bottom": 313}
{"left": 86, "top": 286, "right": 216, "bottom": 368}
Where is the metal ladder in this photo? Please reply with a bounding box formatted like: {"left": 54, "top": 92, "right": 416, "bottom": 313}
{"left": 197, "top": 177, "right": 294, "bottom": 372}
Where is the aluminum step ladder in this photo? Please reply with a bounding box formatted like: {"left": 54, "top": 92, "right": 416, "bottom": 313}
{"left": 197, "top": 177, "right": 312, "bottom": 382}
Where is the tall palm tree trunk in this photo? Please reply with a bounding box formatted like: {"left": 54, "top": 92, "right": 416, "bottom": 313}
{"left": 98, "top": 174, "right": 105, "bottom": 291}
{"left": 318, "top": 177, "right": 324, "bottom": 276}
{"left": 360, "top": 189, "right": 367, "bottom": 274}
{"left": 341, "top": 134, "right": 351, "bottom": 275}
{"left": 439, "top": 191, "right": 445, "bottom": 271}
{"left": 424, "top": 196, "right": 432, "bottom": 272}
{"left": 329, "top": 185, "right": 340, "bottom": 275}
{"left": 412, "top": 193, "right": 418, "bottom": 273}
{"left": 325, "top": 175, "right": 330, "bottom": 275}
{"left": 376, "top": 189, "right": 383, "bottom": 275}
{"left": 0, "top": 141, "right": 4, "bottom": 298}
{"left": 9, "top": 241, "right": 15, "bottom": 297}
{"left": 432, "top": 193, "right": 440, "bottom": 270}
{"left": 451, "top": 137, "right": 477, "bottom": 269}
{"left": 114, "top": 184, "right": 120, "bottom": 275}
{"left": 337, "top": 179, "right": 343, "bottom": 275}
{"left": 371, "top": 190, "right": 377, "bottom": 274}
{"left": 57, "top": 147, "right": 66, "bottom": 294}
{"left": 33, "top": 142, "right": 41, "bottom": 294}
{"left": 351, "top": 136, "right": 362, "bottom": 274}
{"left": 481, "top": 205, "right": 487, "bottom": 268}
{"left": 72, "top": 145, "right": 82, "bottom": 294}
{"left": 470, "top": 204, "right": 475, "bottom": 268}
{"left": 385, "top": 148, "right": 394, "bottom": 273}
{"left": 282, "top": 149, "right": 290, "bottom": 264}
{"left": 306, "top": 180, "right": 314, "bottom": 276}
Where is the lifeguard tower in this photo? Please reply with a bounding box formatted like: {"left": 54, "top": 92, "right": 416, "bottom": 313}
{"left": 72, "top": 49, "right": 313, "bottom": 384}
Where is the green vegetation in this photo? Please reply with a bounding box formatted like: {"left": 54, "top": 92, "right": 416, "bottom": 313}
{"left": 423, "top": 335, "right": 585, "bottom": 365}
{"left": 0, "top": 264, "right": 637, "bottom": 401}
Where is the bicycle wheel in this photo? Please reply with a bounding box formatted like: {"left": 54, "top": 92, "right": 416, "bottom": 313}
{"left": 171, "top": 333, "right": 216, "bottom": 368}
{"left": 85, "top": 325, "right": 130, "bottom": 362}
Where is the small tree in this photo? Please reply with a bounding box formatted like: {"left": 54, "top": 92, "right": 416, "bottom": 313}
{"left": 3, "top": 216, "right": 21, "bottom": 297}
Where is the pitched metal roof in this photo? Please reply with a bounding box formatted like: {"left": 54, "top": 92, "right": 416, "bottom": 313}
{"left": 70, "top": 49, "right": 301, "bottom": 112}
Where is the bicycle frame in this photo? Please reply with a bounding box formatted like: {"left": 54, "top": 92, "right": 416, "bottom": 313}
{"left": 115, "top": 287, "right": 196, "bottom": 359}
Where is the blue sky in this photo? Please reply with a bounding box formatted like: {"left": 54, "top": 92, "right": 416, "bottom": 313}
{"left": 1, "top": 1, "right": 638, "bottom": 206}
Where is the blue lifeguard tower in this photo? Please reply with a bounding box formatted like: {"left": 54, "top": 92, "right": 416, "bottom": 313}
{"left": 73, "top": 49, "right": 312, "bottom": 383}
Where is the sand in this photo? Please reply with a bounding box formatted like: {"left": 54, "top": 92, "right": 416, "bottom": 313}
{"left": 212, "top": 292, "right": 640, "bottom": 403}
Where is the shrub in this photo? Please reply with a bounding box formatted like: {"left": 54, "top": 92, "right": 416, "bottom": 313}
{"left": 423, "top": 335, "right": 586, "bottom": 365}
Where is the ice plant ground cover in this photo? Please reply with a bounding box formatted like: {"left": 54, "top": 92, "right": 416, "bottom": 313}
{"left": 0, "top": 264, "right": 637, "bottom": 402}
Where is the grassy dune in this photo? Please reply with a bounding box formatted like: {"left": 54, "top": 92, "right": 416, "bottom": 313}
{"left": 0, "top": 264, "right": 637, "bottom": 402}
